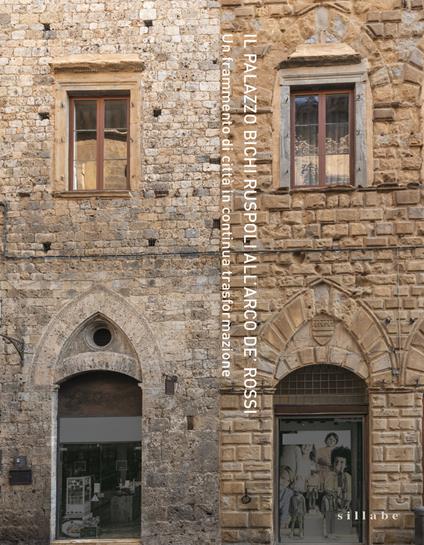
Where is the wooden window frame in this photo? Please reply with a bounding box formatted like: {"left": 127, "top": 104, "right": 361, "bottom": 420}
{"left": 51, "top": 60, "right": 143, "bottom": 197}
{"left": 68, "top": 95, "right": 130, "bottom": 192}
{"left": 290, "top": 88, "right": 355, "bottom": 189}
{"left": 278, "top": 61, "right": 370, "bottom": 190}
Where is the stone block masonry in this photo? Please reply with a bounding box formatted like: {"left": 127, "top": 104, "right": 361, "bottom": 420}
{"left": 221, "top": 1, "right": 424, "bottom": 545}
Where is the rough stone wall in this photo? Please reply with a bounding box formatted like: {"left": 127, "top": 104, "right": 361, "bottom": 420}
{"left": 1, "top": 259, "right": 220, "bottom": 545}
{"left": 0, "top": 0, "right": 220, "bottom": 255}
{"left": 221, "top": 1, "right": 424, "bottom": 544}
{"left": 0, "top": 1, "right": 220, "bottom": 544}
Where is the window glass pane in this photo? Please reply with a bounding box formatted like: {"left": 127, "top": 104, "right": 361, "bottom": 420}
{"left": 294, "top": 95, "right": 319, "bottom": 186}
{"left": 75, "top": 100, "right": 97, "bottom": 130}
{"left": 104, "top": 130, "right": 128, "bottom": 160}
{"left": 58, "top": 442, "right": 141, "bottom": 539}
{"left": 278, "top": 418, "right": 363, "bottom": 544}
{"left": 58, "top": 373, "right": 141, "bottom": 538}
{"left": 105, "top": 99, "right": 127, "bottom": 130}
{"left": 104, "top": 100, "right": 128, "bottom": 189}
{"left": 325, "top": 93, "right": 350, "bottom": 185}
{"left": 73, "top": 101, "right": 97, "bottom": 190}
{"left": 103, "top": 160, "right": 127, "bottom": 189}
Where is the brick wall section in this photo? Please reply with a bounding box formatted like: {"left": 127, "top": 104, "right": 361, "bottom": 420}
{"left": 0, "top": 0, "right": 220, "bottom": 256}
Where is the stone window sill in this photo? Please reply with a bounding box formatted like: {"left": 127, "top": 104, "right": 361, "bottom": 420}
{"left": 290, "top": 185, "right": 356, "bottom": 193}
{"left": 53, "top": 190, "right": 132, "bottom": 199}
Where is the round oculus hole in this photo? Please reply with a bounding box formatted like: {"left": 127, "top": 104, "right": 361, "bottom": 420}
{"left": 92, "top": 327, "right": 112, "bottom": 347}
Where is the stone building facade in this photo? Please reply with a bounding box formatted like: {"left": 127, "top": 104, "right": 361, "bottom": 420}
{"left": 0, "top": 1, "right": 220, "bottom": 545}
{"left": 2, "top": 1, "right": 424, "bottom": 545}
{"left": 221, "top": 1, "right": 424, "bottom": 545}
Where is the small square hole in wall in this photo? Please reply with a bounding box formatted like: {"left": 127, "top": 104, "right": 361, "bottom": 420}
{"left": 186, "top": 416, "right": 194, "bottom": 430}
{"left": 165, "top": 375, "right": 177, "bottom": 395}
{"left": 212, "top": 218, "right": 220, "bottom": 229}
{"left": 43, "top": 23, "right": 51, "bottom": 31}
{"left": 148, "top": 238, "right": 157, "bottom": 247}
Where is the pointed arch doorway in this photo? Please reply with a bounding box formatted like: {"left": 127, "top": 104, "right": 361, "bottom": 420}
{"left": 275, "top": 365, "right": 368, "bottom": 545}
{"left": 56, "top": 371, "right": 142, "bottom": 540}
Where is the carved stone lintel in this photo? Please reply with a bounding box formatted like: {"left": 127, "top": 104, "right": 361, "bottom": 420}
{"left": 49, "top": 54, "right": 144, "bottom": 73}
{"left": 279, "top": 43, "right": 361, "bottom": 68}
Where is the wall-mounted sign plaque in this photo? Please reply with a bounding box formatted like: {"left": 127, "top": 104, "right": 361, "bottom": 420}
{"left": 9, "top": 469, "right": 32, "bottom": 485}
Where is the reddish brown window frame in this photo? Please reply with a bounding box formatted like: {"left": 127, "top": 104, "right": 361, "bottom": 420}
{"left": 68, "top": 95, "right": 130, "bottom": 191}
{"left": 290, "top": 88, "right": 355, "bottom": 188}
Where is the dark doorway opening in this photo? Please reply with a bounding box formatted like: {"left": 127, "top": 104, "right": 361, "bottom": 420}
{"left": 57, "top": 371, "right": 142, "bottom": 540}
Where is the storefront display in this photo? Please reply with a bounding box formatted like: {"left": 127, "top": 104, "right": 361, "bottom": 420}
{"left": 278, "top": 417, "right": 364, "bottom": 544}
{"left": 57, "top": 372, "right": 142, "bottom": 540}
{"left": 58, "top": 442, "right": 141, "bottom": 538}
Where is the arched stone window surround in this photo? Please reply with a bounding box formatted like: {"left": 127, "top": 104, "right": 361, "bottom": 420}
{"left": 403, "top": 316, "right": 424, "bottom": 385}
{"left": 269, "top": 4, "right": 413, "bottom": 190}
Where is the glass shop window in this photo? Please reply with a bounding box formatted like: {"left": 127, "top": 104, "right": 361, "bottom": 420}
{"left": 57, "top": 372, "right": 141, "bottom": 539}
{"left": 69, "top": 95, "right": 129, "bottom": 191}
{"left": 291, "top": 89, "right": 354, "bottom": 187}
{"left": 275, "top": 365, "right": 368, "bottom": 544}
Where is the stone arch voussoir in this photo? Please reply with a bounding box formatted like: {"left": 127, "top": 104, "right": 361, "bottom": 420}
{"left": 30, "top": 285, "right": 162, "bottom": 387}
{"left": 272, "top": 6, "right": 395, "bottom": 99}
{"left": 257, "top": 279, "right": 395, "bottom": 387}
{"left": 56, "top": 353, "right": 141, "bottom": 384}
{"left": 403, "top": 317, "right": 424, "bottom": 384}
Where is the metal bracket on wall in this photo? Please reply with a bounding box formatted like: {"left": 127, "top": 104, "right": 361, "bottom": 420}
{"left": 0, "top": 334, "right": 25, "bottom": 363}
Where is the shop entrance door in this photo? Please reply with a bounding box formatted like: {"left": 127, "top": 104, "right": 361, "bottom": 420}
{"left": 58, "top": 441, "right": 141, "bottom": 539}
{"left": 56, "top": 371, "right": 142, "bottom": 540}
{"left": 274, "top": 364, "right": 368, "bottom": 545}
{"left": 278, "top": 416, "right": 364, "bottom": 544}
